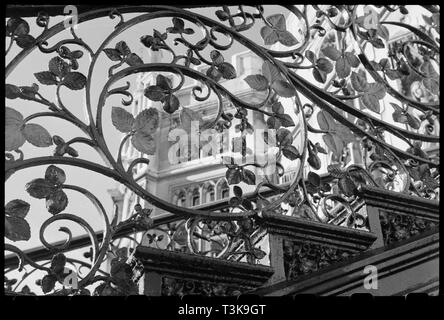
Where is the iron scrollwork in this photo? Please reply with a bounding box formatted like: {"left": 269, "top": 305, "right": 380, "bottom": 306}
{"left": 4, "top": 5, "right": 440, "bottom": 295}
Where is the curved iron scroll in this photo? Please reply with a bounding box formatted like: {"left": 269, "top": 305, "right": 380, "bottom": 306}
{"left": 4, "top": 5, "right": 440, "bottom": 295}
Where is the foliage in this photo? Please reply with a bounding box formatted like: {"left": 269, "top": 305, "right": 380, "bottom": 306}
{"left": 4, "top": 5, "right": 439, "bottom": 296}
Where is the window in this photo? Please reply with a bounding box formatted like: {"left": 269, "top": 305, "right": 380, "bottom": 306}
{"left": 204, "top": 185, "right": 215, "bottom": 203}
{"left": 176, "top": 191, "right": 186, "bottom": 207}
{"left": 217, "top": 179, "right": 229, "bottom": 200}
{"left": 191, "top": 188, "right": 200, "bottom": 207}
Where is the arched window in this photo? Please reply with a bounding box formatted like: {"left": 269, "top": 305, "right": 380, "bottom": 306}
{"left": 191, "top": 188, "right": 200, "bottom": 207}
{"left": 204, "top": 185, "right": 215, "bottom": 203}
{"left": 176, "top": 190, "right": 186, "bottom": 207}
{"left": 217, "top": 179, "right": 229, "bottom": 200}
{"left": 222, "top": 185, "right": 229, "bottom": 199}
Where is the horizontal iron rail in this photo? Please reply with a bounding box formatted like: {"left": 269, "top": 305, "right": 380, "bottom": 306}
{"left": 4, "top": 179, "right": 291, "bottom": 268}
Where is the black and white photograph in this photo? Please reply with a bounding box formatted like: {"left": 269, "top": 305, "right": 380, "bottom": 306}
{"left": 3, "top": 3, "right": 440, "bottom": 308}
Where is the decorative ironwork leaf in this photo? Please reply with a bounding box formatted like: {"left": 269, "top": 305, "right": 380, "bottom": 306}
{"left": 5, "top": 199, "right": 30, "bottom": 218}
{"left": 215, "top": 10, "right": 230, "bottom": 21}
{"left": 19, "top": 83, "right": 39, "bottom": 99}
{"left": 218, "top": 62, "right": 237, "bottom": 79}
{"left": 307, "top": 171, "right": 321, "bottom": 187}
{"left": 305, "top": 50, "right": 316, "bottom": 63}
{"left": 244, "top": 74, "right": 269, "bottom": 91}
{"left": 5, "top": 126, "right": 25, "bottom": 151}
{"left": 210, "top": 50, "right": 224, "bottom": 65}
{"left": 392, "top": 109, "right": 409, "bottom": 124}
{"left": 335, "top": 56, "right": 351, "bottom": 79}
{"left": 317, "top": 110, "right": 334, "bottom": 131}
{"left": 282, "top": 145, "right": 300, "bottom": 160}
{"left": 376, "top": 24, "right": 390, "bottom": 42}
{"left": 260, "top": 26, "right": 278, "bottom": 46}
{"left": 360, "top": 92, "right": 381, "bottom": 113}
{"left": 251, "top": 248, "right": 266, "bottom": 259}
{"left": 322, "top": 46, "right": 341, "bottom": 61}
{"left": 323, "top": 133, "right": 344, "bottom": 157}
{"left": 344, "top": 52, "right": 360, "bottom": 68}
{"left": 163, "top": 94, "right": 180, "bottom": 114}
{"left": 104, "top": 48, "right": 122, "bottom": 61}
{"left": 233, "top": 186, "right": 243, "bottom": 199}
{"left": 272, "top": 101, "right": 284, "bottom": 114}
{"left": 156, "top": 74, "right": 172, "bottom": 90}
{"left": 125, "top": 53, "right": 144, "bottom": 66}
{"left": 5, "top": 216, "right": 31, "bottom": 242}
{"left": 405, "top": 111, "right": 421, "bottom": 130}
{"left": 5, "top": 84, "right": 21, "bottom": 99}
{"left": 5, "top": 107, "right": 25, "bottom": 151}
{"left": 131, "top": 131, "right": 156, "bottom": 155}
{"left": 260, "top": 14, "right": 298, "bottom": 47}
{"left": 49, "top": 57, "right": 69, "bottom": 78}
{"left": 62, "top": 72, "right": 87, "bottom": 90}
{"left": 277, "top": 113, "right": 295, "bottom": 127}
{"left": 15, "top": 34, "right": 35, "bottom": 49}
{"left": 34, "top": 71, "right": 58, "bottom": 85}
{"left": 262, "top": 60, "right": 282, "bottom": 83}
{"left": 338, "top": 176, "right": 356, "bottom": 197}
{"left": 6, "top": 17, "right": 30, "bottom": 37}
{"left": 271, "top": 80, "right": 296, "bottom": 97}
{"left": 316, "top": 58, "right": 333, "bottom": 74}
{"left": 267, "top": 116, "right": 281, "bottom": 130}
{"left": 226, "top": 167, "right": 242, "bottom": 185}
{"left": 266, "top": 14, "right": 287, "bottom": 30}
{"left": 25, "top": 179, "right": 54, "bottom": 199}
{"left": 307, "top": 149, "right": 322, "bottom": 170}
{"left": 45, "top": 165, "right": 66, "bottom": 186}
{"left": 145, "top": 85, "right": 166, "bottom": 101}
{"left": 133, "top": 108, "right": 159, "bottom": 134}
{"left": 312, "top": 67, "right": 327, "bottom": 83}
{"left": 206, "top": 66, "right": 222, "bottom": 82}
{"left": 41, "top": 274, "right": 57, "bottom": 293}
{"left": 23, "top": 123, "right": 53, "bottom": 147}
{"left": 112, "top": 107, "right": 135, "bottom": 133}
{"left": 116, "top": 41, "right": 131, "bottom": 56}
{"left": 350, "top": 71, "right": 369, "bottom": 92}
{"left": 50, "top": 253, "right": 67, "bottom": 274}
{"left": 276, "top": 128, "right": 293, "bottom": 147}
{"left": 314, "top": 142, "right": 327, "bottom": 154}
{"left": 277, "top": 30, "right": 299, "bottom": 47}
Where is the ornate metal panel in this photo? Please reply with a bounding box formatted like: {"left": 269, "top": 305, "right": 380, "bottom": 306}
{"left": 4, "top": 5, "right": 440, "bottom": 295}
